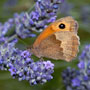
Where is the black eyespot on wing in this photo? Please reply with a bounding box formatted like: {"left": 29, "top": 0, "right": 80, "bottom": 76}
{"left": 59, "top": 23, "right": 65, "bottom": 29}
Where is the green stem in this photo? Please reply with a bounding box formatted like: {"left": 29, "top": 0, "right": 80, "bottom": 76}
{"left": 27, "top": 3, "right": 35, "bottom": 13}
{"left": 84, "top": 60, "right": 87, "bottom": 76}
{"left": 8, "top": 34, "right": 17, "bottom": 42}
{"left": 8, "top": 34, "right": 28, "bottom": 47}
{"left": 8, "top": 34, "right": 27, "bottom": 45}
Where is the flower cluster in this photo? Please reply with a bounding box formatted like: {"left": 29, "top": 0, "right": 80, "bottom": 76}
{"left": 0, "top": 42, "right": 54, "bottom": 85}
{"left": 62, "top": 45, "right": 90, "bottom": 90}
{"left": 62, "top": 67, "right": 80, "bottom": 89}
{"left": 0, "top": 18, "right": 14, "bottom": 37}
{"left": 14, "top": 0, "right": 63, "bottom": 38}
{"left": 0, "top": 0, "right": 63, "bottom": 39}
{"left": 0, "top": 42, "right": 15, "bottom": 70}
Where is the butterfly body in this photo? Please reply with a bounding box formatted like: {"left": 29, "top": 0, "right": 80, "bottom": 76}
{"left": 31, "top": 16, "right": 80, "bottom": 62}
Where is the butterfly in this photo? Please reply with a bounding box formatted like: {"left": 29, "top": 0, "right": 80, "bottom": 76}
{"left": 31, "top": 16, "right": 80, "bottom": 62}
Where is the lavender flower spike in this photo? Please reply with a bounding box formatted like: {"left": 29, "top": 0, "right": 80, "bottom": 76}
{"left": 14, "top": 0, "right": 63, "bottom": 38}
{"left": 0, "top": 41, "right": 54, "bottom": 85}
{"left": 8, "top": 49, "right": 54, "bottom": 85}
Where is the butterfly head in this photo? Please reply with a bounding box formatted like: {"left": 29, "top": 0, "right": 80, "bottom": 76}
{"left": 51, "top": 16, "right": 78, "bottom": 33}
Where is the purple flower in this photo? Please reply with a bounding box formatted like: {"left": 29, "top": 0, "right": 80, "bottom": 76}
{"left": 14, "top": 12, "right": 36, "bottom": 38}
{"left": 9, "top": 67, "right": 17, "bottom": 76}
{"left": 28, "top": 61, "right": 54, "bottom": 85}
{"left": 78, "top": 61, "right": 85, "bottom": 69}
{"left": 47, "top": 16, "right": 57, "bottom": 23}
{"left": 0, "top": 18, "right": 14, "bottom": 37}
{"left": 31, "top": 11, "right": 39, "bottom": 20}
{"left": 0, "top": 37, "right": 7, "bottom": 44}
{"left": 21, "top": 50, "right": 31, "bottom": 58}
{"left": 83, "top": 75, "right": 88, "bottom": 81}
{"left": 72, "top": 78, "right": 81, "bottom": 87}
{"left": 43, "top": 61, "right": 54, "bottom": 70}
{"left": 0, "top": 42, "right": 17, "bottom": 70}
{"left": 26, "top": 58, "right": 33, "bottom": 63}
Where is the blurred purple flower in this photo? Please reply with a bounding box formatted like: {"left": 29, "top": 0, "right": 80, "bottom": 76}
{"left": 78, "top": 61, "right": 85, "bottom": 69}
{"left": 80, "top": 5, "right": 90, "bottom": 24}
{"left": 72, "top": 77, "right": 81, "bottom": 87}
{"left": 60, "top": 0, "right": 74, "bottom": 16}
{"left": 4, "top": 0, "right": 18, "bottom": 8}
{"left": 62, "top": 67, "right": 79, "bottom": 87}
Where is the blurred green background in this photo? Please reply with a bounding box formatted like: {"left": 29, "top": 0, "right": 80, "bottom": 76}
{"left": 0, "top": 0, "right": 90, "bottom": 90}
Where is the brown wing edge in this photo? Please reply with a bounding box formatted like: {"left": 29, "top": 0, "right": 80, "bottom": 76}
{"left": 64, "top": 35, "right": 80, "bottom": 62}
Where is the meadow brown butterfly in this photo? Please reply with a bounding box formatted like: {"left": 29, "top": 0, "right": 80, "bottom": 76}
{"left": 31, "top": 16, "right": 80, "bottom": 62}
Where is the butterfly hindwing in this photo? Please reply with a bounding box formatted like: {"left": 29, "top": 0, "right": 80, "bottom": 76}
{"left": 55, "top": 31, "right": 80, "bottom": 61}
